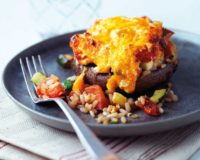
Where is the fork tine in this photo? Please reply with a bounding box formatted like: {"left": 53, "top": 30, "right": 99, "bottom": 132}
{"left": 26, "top": 57, "right": 37, "bottom": 90}
{"left": 38, "top": 55, "right": 47, "bottom": 75}
{"left": 26, "top": 57, "right": 34, "bottom": 78}
{"left": 19, "top": 58, "right": 38, "bottom": 102}
{"left": 32, "top": 56, "right": 38, "bottom": 72}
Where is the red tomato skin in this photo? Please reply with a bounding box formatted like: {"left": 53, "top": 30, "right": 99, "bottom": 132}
{"left": 84, "top": 85, "right": 109, "bottom": 110}
{"left": 143, "top": 100, "right": 161, "bottom": 116}
{"left": 36, "top": 75, "right": 64, "bottom": 98}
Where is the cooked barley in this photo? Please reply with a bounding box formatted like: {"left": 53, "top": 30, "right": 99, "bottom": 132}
{"left": 96, "top": 116, "right": 103, "bottom": 123}
{"left": 80, "top": 107, "right": 88, "bottom": 113}
{"left": 131, "top": 114, "right": 140, "bottom": 119}
{"left": 119, "top": 108, "right": 127, "bottom": 114}
{"left": 68, "top": 100, "right": 77, "bottom": 108}
{"left": 161, "top": 64, "right": 166, "bottom": 68}
{"left": 171, "top": 91, "right": 178, "bottom": 101}
{"left": 140, "top": 96, "right": 145, "bottom": 105}
{"left": 68, "top": 95, "right": 79, "bottom": 108}
{"left": 127, "top": 113, "right": 132, "bottom": 117}
{"left": 67, "top": 75, "right": 76, "bottom": 81}
{"left": 127, "top": 98, "right": 134, "bottom": 107}
{"left": 84, "top": 94, "right": 90, "bottom": 102}
{"left": 107, "top": 112, "right": 118, "bottom": 118}
{"left": 118, "top": 112, "right": 126, "bottom": 117}
{"left": 80, "top": 94, "right": 85, "bottom": 104}
{"left": 89, "top": 110, "right": 95, "bottom": 117}
{"left": 103, "top": 111, "right": 109, "bottom": 116}
{"left": 103, "top": 108, "right": 107, "bottom": 112}
{"left": 107, "top": 105, "right": 112, "bottom": 113}
{"left": 103, "top": 119, "right": 109, "bottom": 125}
{"left": 158, "top": 106, "right": 164, "bottom": 114}
{"left": 125, "top": 102, "right": 131, "bottom": 112}
{"left": 85, "top": 103, "right": 92, "bottom": 110}
{"left": 121, "top": 116, "right": 127, "bottom": 123}
{"left": 165, "top": 90, "right": 178, "bottom": 102}
{"left": 92, "top": 109, "right": 97, "bottom": 114}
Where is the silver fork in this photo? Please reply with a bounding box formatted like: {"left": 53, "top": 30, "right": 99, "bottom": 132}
{"left": 19, "top": 55, "right": 118, "bottom": 160}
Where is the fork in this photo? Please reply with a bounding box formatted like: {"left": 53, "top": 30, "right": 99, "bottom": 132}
{"left": 19, "top": 55, "right": 118, "bottom": 160}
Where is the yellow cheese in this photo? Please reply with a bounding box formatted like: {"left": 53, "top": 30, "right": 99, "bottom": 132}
{"left": 70, "top": 16, "right": 175, "bottom": 93}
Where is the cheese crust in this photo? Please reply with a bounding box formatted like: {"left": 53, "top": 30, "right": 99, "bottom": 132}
{"left": 70, "top": 16, "right": 176, "bottom": 93}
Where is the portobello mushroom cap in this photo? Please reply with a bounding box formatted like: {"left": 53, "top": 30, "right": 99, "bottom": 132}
{"left": 75, "top": 63, "right": 177, "bottom": 93}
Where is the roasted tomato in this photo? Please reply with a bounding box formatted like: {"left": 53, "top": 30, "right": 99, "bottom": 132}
{"left": 37, "top": 75, "right": 65, "bottom": 98}
{"left": 143, "top": 100, "right": 161, "bottom": 116}
{"left": 135, "top": 96, "right": 161, "bottom": 116}
{"left": 84, "top": 85, "right": 109, "bottom": 110}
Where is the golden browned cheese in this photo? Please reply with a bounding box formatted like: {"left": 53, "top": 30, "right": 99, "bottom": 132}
{"left": 70, "top": 16, "right": 176, "bottom": 93}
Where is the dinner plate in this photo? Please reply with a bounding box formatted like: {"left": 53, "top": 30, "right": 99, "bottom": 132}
{"left": 2, "top": 30, "right": 200, "bottom": 136}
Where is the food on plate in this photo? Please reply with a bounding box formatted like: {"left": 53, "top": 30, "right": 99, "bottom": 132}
{"left": 57, "top": 54, "right": 74, "bottom": 68}
{"left": 150, "top": 89, "right": 166, "bottom": 103}
{"left": 70, "top": 16, "right": 177, "bottom": 94}
{"left": 63, "top": 79, "right": 73, "bottom": 90}
{"left": 31, "top": 72, "right": 46, "bottom": 86}
{"left": 33, "top": 73, "right": 65, "bottom": 98}
{"left": 32, "top": 16, "right": 178, "bottom": 124}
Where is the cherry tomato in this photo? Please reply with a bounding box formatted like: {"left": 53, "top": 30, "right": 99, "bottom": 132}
{"left": 136, "top": 96, "right": 161, "bottom": 116}
{"left": 84, "top": 85, "right": 109, "bottom": 110}
{"left": 143, "top": 98, "right": 161, "bottom": 116}
{"left": 37, "top": 75, "right": 64, "bottom": 98}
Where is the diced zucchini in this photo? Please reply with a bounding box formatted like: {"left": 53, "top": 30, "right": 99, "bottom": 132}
{"left": 57, "top": 54, "right": 73, "bottom": 68}
{"left": 63, "top": 80, "right": 73, "bottom": 90}
{"left": 110, "top": 118, "right": 118, "bottom": 124}
{"left": 150, "top": 89, "right": 167, "bottom": 103}
{"left": 31, "top": 72, "right": 46, "bottom": 86}
{"left": 112, "top": 92, "right": 127, "bottom": 106}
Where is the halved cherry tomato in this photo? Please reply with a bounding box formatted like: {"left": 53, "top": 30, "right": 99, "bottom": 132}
{"left": 37, "top": 75, "right": 65, "bottom": 98}
{"left": 136, "top": 96, "right": 161, "bottom": 116}
{"left": 143, "top": 99, "right": 160, "bottom": 116}
{"left": 84, "top": 85, "right": 109, "bottom": 110}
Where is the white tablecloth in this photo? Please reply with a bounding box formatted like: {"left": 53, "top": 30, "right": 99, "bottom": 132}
{"left": 1, "top": 0, "right": 200, "bottom": 159}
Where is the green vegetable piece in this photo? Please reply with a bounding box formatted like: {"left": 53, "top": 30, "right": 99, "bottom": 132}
{"left": 150, "top": 89, "right": 167, "bottom": 103}
{"left": 63, "top": 80, "right": 73, "bottom": 90}
{"left": 31, "top": 72, "right": 46, "bottom": 86}
{"left": 57, "top": 54, "right": 73, "bottom": 68}
{"left": 110, "top": 118, "right": 118, "bottom": 124}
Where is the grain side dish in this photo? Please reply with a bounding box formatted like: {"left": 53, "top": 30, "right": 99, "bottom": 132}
{"left": 32, "top": 16, "right": 178, "bottom": 124}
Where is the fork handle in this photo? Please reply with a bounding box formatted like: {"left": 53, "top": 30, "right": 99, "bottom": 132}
{"left": 54, "top": 98, "right": 118, "bottom": 160}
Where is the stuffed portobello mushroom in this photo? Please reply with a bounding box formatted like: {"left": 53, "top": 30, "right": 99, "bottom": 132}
{"left": 31, "top": 16, "right": 178, "bottom": 124}
{"left": 70, "top": 16, "right": 177, "bottom": 94}
{"left": 66, "top": 16, "right": 178, "bottom": 123}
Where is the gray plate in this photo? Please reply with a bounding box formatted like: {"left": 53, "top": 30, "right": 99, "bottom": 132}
{"left": 2, "top": 30, "right": 200, "bottom": 136}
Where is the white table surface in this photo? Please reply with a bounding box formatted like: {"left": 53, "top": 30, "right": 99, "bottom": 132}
{"left": 0, "top": 0, "right": 200, "bottom": 75}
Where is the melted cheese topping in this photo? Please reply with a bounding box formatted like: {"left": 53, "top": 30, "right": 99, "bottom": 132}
{"left": 70, "top": 16, "right": 175, "bottom": 93}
